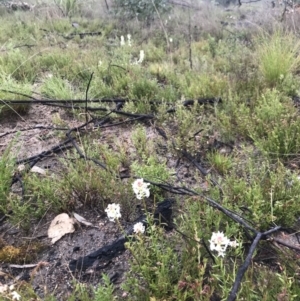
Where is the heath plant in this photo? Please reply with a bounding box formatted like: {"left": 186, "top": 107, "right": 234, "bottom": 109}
{"left": 94, "top": 274, "right": 115, "bottom": 301}
{"left": 206, "top": 151, "right": 233, "bottom": 175}
{"left": 222, "top": 153, "right": 300, "bottom": 229}
{"left": 123, "top": 220, "right": 180, "bottom": 300}
{"left": 131, "top": 125, "right": 150, "bottom": 157}
{"left": 250, "top": 89, "right": 300, "bottom": 159}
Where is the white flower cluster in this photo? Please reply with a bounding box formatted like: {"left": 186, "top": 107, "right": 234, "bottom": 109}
{"left": 120, "top": 34, "right": 132, "bottom": 47}
{"left": 132, "top": 178, "right": 150, "bottom": 200}
{"left": 119, "top": 34, "right": 144, "bottom": 65}
{"left": 105, "top": 203, "right": 121, "bottom": 222}
{"left": 133, "top": 222, "right": 145, "bottom": 234}
{"left": 209, "top": 231, "right": 239, "bottom": 257}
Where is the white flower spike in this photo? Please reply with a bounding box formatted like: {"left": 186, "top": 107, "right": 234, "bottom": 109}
{"left": 120, "top": 35, "right": 125, "bottom": 46}
{"left": 132, "top": 178, "right": 150, "bottom": 200}
{"left": 105, "top": 203, "right": 121, "bottom": 222}
{"left": 137, "top": 50, "right": 145, "bottom": 64}
{"left": 133, "top": 222, "right": 145, "bottom": 234}
{"left": 127, "top": 34, "right": 132, "bottom": 46}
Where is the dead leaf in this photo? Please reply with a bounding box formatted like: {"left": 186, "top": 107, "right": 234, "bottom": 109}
{"left": 119, "top": 167, "right": 128, "bottom": 173}
{"left": 17, "top": 164, "right": 26, "bottom": 172}
{"left": 30, "top": 166, "right": 46, "bottom": 175}
{"left": 47, "top": 213, "right": 75, "bottom": 244}
{"left": 73, "top": 212, "right": 93, "bottom": 227}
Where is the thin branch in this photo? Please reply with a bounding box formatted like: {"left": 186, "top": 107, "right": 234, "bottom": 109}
{"left": 85, "top": 72, "right": 94, "bottom": 123}
{"left": 271, "top": 236, "right": 300, "bottom": 252}
{"left": 151, "top": 0, "right": 170, "bottom": 52}
{"left": 227, "top": 233, "right": 262, "bottom": 301}
{"left": 104, "top": 0, "right": 109, "bottom": 10}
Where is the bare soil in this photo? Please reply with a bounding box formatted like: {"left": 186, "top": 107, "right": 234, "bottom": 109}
{"left": 0, "top": 105, "right": 134, "bottom": 299}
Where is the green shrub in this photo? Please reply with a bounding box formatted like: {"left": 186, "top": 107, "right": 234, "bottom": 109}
{"left": 94, "top": 274, "right": 115, "bottom": 301}
{"left": 123, "top": 221, "right": 180, "bottom": 300}
{"left": 223, "top": 156, "right": 300, "bottom": 229}
{"left": 250, "top": 89, "right": 300, "bottom": 158}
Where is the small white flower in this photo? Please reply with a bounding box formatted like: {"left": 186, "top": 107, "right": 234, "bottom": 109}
{"left": 229, "top": 240, "right": 239, "bottom": 248}
{"left": 11, "top": 291, "right": 21, "bottom": 301}
{"left": 209, "top": 231, "right": 230, "bottom": 257}
{"left": 133, "top": 222, "right": 145, "bottom": 234}
{"left": 120, "top": 35, "right": 125, "bottom": 46}
{"left": 169, "top": 37, "right": 173, "bottom": 43}
{"left": 209, "top": 232, "right": 240, "bottom": 257}
{"left": 127, "top": 34, "right": 132, "bottom": 46}
{"left": 105, "top": 203, "right": 121, "bottom": 222}
{"left": 132, "top": 178, "right": 150, "bottom": 200}
{"left": 137, "top": 50, "right": 145, "bottom": 64}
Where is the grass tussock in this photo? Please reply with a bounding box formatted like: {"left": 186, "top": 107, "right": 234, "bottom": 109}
{"left": 255, "top": 29, "right": 300, "bottom": 87}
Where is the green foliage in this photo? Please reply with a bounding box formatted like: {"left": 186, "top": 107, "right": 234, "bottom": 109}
{"left": 222, "top": 155, "right": 300, "bottom": 229}
{"left": 0, "top": 48, "right": 39, "bottom": 82}
{"left": 255, "top": 29, "right": 300, "bottom": 87}
{"left": 207, "top": 151, "right": 233, "bottom": 175}
{"left": 131, "top": 126, "right": 149, "bottom": 157}
{"left": 0, "top": 75, "right": 32, "bottom": 117}
{"left": 129, "top": 77, "right": 159, "bottom": 101}
{"left": 131, "top": 155, "right": 172, "bottom": 183}
{"left": 0, "top": 143, "right": 15, "bottom": 214}
{"left": 23, "top": 141, "right": 138, "bottom": 220}
{"left": 123, "top": 220, "right": 180, "bottom": 300}
{"left": 166, "top": 102, "right": 215, "bottom": 155}
{"left": 41, "top": 76, "right": 79, "bottom": 99}
{"left": 250, "top": 89, "right": 300, "bottom": 159}
{"left": 94, "top": 274, "right": 115, "bottom": 301}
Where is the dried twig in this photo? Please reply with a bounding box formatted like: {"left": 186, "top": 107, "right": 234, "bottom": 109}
{"left": 85, "top": 72, "right": 94, "bottom": 123}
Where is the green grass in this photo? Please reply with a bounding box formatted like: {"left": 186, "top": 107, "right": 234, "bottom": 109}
{"left": 1, "top": 2, "right": 300, "bottom": 300}
{"left": 255, "top": 29, "right": 300, "bottom": 88}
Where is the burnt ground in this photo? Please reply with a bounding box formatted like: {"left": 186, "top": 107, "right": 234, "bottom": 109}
{"left": 0, "top": 102, "right": 197, "bottom": 300}
{"left": 0, "top": 105, "right": 137, "bottom": 299}
{"left": 1, "top": 101, "right": 300, "bottom": 300}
